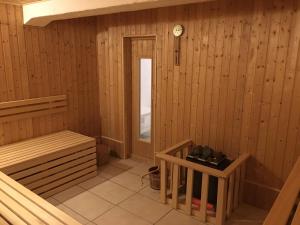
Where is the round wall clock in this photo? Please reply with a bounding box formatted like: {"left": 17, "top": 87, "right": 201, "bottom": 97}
{"left": 173, "top": 24, "right": 184, "bottom": 37}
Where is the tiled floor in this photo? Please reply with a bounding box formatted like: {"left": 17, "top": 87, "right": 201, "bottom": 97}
{"left": 46, "top": 157, "right": 267, "bottom": 225}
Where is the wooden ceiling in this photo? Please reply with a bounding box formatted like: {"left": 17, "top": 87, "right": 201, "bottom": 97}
{"left": 0, "top": 0, "right": 44, "bottom": 5}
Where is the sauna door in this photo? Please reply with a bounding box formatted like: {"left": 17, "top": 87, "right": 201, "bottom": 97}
{"left": 131, "top": 38, "right": 155, "bottom": 159}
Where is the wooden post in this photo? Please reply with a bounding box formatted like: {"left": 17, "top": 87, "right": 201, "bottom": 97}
{"left": 227, "top": 173, "right": 235, "bottom": 218}
{"left": 160, "top": 160, "right": 167, "bottom": 204}
{"left": 239, "top": 164, "right": 246, "bottom": 204}
{"left": 199, "top": 173, "right": 209, "bottom": 222}
{"left": 185, "top": 168, "right": 194, "bottom": 215}
{"left": 234, "top": 166, "right": 241, "bottom": 209}
{"left": 216, "top": 178, "right": 228, "bottom": 225}
{"left": 172, "top": 164, "right": 179, "bottom": 209}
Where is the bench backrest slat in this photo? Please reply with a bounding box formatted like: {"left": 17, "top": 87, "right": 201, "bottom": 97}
{"left": 0, "top": 95, "right": 67, "bottom": 123}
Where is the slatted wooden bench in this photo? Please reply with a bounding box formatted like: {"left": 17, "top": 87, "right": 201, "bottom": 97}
{"left": 0, "top": 130, "right": 97, "bottom": 198}
{"left": 0, "top": 95, "right": 97, "bottom": 198}
{"left": 0, "top": 170, "right": 82, "bottom": 225}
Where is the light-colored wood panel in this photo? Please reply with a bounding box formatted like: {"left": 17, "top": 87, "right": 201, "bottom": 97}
{"left": 0, "top": 3, "right": 100, "bottom": 146}
{"left": 97, "top": 0, "right": 300, "bottom": 209}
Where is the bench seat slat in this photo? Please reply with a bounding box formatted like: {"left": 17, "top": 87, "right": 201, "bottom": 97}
{"left": 0, "top": 172, "right": 81, "bottom": 225}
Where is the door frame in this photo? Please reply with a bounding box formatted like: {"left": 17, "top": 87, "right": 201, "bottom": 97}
{"left": 122, "top": 35, "right": 157, "bottom": 162}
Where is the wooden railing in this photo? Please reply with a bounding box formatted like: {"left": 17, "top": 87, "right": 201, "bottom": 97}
{"left": 156, "top": 140, "right": 250, "bottom": 225}
{"left": 263, "top": 157, "right": 300, "bottom": 225}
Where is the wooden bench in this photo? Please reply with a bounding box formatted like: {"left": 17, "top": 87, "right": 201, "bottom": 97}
{"left": 0, "top": 130, "right": 97, "bottom": 198}
{"left": 0, "top": 171, "right": 82, "bottom": 225}
{"left": 263, "top": 157, "right": 300, "bottom": 225}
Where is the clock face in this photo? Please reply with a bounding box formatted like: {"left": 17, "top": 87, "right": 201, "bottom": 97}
{"left": 173, "top": 24, "right": 184, "bottom": 37}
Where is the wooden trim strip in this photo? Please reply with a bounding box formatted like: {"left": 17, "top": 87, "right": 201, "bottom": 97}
{"left": 159, "top": 139, "right": 193, "bottom": 155}
{"left": 156, "top": 153, "right": 224, "bottom": 177}
{"left": 0, "top": 95, "right": 66, "bottom": 109}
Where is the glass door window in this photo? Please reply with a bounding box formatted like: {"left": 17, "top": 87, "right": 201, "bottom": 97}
{"left": 139, "top": 58, "right": 152, "bottom": 142}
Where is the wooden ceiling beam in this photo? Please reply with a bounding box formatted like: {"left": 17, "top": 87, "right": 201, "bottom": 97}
{"left": 23, "top": 0, "right": 214, "bottom": 27}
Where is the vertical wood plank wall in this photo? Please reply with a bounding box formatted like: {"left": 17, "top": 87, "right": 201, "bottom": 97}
{"left": 0, "top": 4, "right": 100, "bottom": 145}
{"left": 97, "top": 0, "right": 300, "bottom": 209}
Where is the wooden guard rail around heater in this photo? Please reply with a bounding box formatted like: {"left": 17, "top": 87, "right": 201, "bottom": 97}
{"left": 0, "top": 95, "right": 67, "bottom": 123}
{"left": 156, "top": 139, "right": 250, "bottom": 225}
{"left": 0, "top": 171, "right": 81, "bottom": 225}
{"left": 263, "top": 157, "right": 300, "bottom": 225}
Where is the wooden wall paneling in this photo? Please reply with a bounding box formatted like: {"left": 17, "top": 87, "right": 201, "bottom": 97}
{"left": 231, "top": 0, "right": 254, "bottom": 157}
{"left": 154, "top": 8, "right": 163, "bottom": 154}
{"left": 182, "top": 6, "right": 195, "bottom": 142}
{"left": 178, "top": 5, "right": 190, "bottom": 143}
{"left": 209, "top": 0, "right": 226, "bottom": 150}
{"left": 0, "top": 3, "right": 100, "bottom": 148}
{"left": 170, "top": 6, "right": 182, "bottom": 144}
{"left": 0, "top": 6, "right": 6, "bottom": 145}
{"left": 246, "top": 0, "right": 271, "bottom": 183}
{"left": 223, "top": 0, "right": 242, "bottom": 157}
{"left": 95, "top": 0, "right": 300, "bottom": 209}
{"left": 0, "top": 4, "right": 17, "bottom": 144}
{"left": 165, "top": 8, "right": 175, "bottom": 147}
{"left": 256, "top": 0, "right": 281, "bottom": 187}
{"left": 38, "top": 27, "right": 52, "bottom": 135}
{"left": 216, "top": 0, "right": 234, "bottom": 152}
{"left": 15, "top": 5, "right": 33, "bottom": 141}
{"left": 283, "top": 40, "right": 300, "bottom": 180}
{"left": 264, "top": 0, "right": 292, "bottom": 189}
{"left": 274, "top": 0, "right": 299, "bottom": 183}
{"left": 195, "top": 3, "right": 209, "bottom": 145}
{"left": 202, "top": 3, "right": 217, "bottom": 146}
{"left": 158, "top": 7, "right": 168, "bottom": 151}
{"left": 7, "top": 5, "right": 27, "bottom": 141}
{"left": 175, "top": 5, "right": 188, "bottom": 144}
{"left": 117, "top": 13, "right": 124, "bottom": 148}
{"left": 189, "top": 3, "right": 202, "bottom": 143}
{"left": 240, "top": 0, "right": 267, "bottom": 182}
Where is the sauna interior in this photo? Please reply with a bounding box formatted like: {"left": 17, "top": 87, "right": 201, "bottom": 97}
{"left": 0, "top": 0, "right": 299, "bottom": 224}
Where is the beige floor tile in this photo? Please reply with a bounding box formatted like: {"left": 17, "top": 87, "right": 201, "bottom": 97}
{"left": 45, "top": 197, "right": 60, "bottom": 206}
{"left": 156, "top": 210, "right": 204, "bottom": 225}
{"left": 78, "top": 175, "right": 107, "bottom": 190}
{"left": 127, "top": 163, "right": 154, "bottom": 176}
{"left": 109, "top": 158, "right": 132, "bottom": 170}
{"left": 52, "top": 186, "right": 85, "bottom": 203}
{"left": 111, "top": 171, "right": 149, "bottom": 192}
{"left": 57, "top": 204, "right": 90, "bottom": 224}
{"left": 89, "top": 180, "right": 134, "bottom": 204}
{"left": 139, "top": 186, "right": 160, "bottom": 202}
{"left": 64, "top": 191, "right": 113, "bottom": 221}
{"left": 93, "top": 206, "right": 152, "bottom": 225}
{"left": 111, "top": 158, "right": 142, "bottom": 169}
{"left": 119, "top": 193, "right": 171, "bottom": 223}
{"left": 98, "top": 164, "right": 126, "bottom": 179}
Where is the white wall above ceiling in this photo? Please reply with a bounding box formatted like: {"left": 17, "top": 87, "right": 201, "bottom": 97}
{"left": 23, "top": 0, "right": 214, "bottom": 27}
